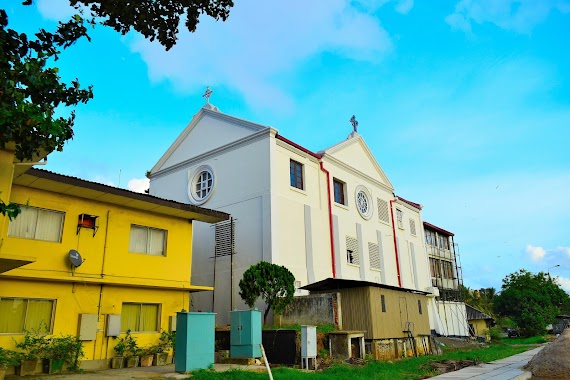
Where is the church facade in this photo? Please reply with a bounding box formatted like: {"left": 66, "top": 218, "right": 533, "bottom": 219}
{"left": 149, "top": 101, "right": 467, "bottom": 336}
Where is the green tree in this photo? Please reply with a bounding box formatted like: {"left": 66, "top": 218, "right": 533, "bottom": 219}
{"left": 0, "top": 0, "right": 235, "bottom": 218}
{"left": 494, "top": 269, "right": 570, "bottom": 336}
{"left": 239, "top": 262, "right": 295, "bottom": 324}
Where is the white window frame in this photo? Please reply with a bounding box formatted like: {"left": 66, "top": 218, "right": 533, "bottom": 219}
{"left": 396, "top": 208, "right": 404, "bottom": 229}
{"left": 188, "top": 165, "right": 215, "bottom": 205}
{"left": 0, "top": 297, "right": 56, "bottom": 334}
{"left": 129, "top": 225, "right": 167, "bottom": 256}
{"left": 8, "top": 205, "right": 64, "bottom": 243}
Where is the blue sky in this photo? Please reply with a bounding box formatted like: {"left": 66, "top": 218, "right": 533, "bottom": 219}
{"left": 6, "top": 0, "right": 570, "bottom": 292}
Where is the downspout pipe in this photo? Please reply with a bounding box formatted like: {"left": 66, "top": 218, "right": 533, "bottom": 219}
{"left": 319, "top": 162, "right": 336, "bottom": 278}
{"left": 390, "top": 199, "right": 402, "bottom": 287}
{"left": 275, "top": 134, "right": 336, "bottom": 278}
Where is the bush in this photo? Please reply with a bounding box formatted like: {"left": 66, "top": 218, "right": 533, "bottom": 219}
{"left": 113, "top": 330, "right": 138, "bottom": 358}
{"left": 488, "top": 326, "right": 503, "bottom": 341}
{"left": 14, "top": 330, "right": 50, "bottom": 360}
{"left": 0, "top": 348, "right": 20, "bottom": 369}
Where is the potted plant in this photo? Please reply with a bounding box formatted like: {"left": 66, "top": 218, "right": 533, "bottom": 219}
{"left": 138, "top": 346, "right": 154, "bottom": 367}
{"left": 14, "top": 330, "right": 49, "bottom": 376}
{"left": 42, "top": 335, "right": 84, "bottom": 374}
{"left": 153, "top": 330, "right": 174, "bottom": 366}
{"left": 0, "top": 348, "right": 20, "bottom": 380}
{"left": 113, "top": 330, "right": 138, "bottom": 369}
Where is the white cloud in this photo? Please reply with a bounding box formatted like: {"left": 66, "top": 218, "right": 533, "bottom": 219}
{"left": 446, "top": 0, "right": 570, "bottom": 34}
{"left": 130, "top": 0, "right": 393, "bottom": 111}
{"left": 395, "top": 0, "right": 414, "bottom": 14}
{"left": 127, "top": 178, "right": 150, "bottom": 193}
{"left": 526, "top": 244, "right": 547, "bottom": 262}
{"left": 557, "top": 246, "right": 570, "bottom": 257}
{"left": 556, "top": 276, "right": 570, "bottom": 293}
{"left": 36, "top": 0, "right": 77, "bottom": 21}
{"left": 91, "top": 175, "right": 115, "bottom": 187}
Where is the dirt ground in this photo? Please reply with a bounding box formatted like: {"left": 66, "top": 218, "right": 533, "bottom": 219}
{"left": 434, "top": 336, "right": 483, "bottom": 349}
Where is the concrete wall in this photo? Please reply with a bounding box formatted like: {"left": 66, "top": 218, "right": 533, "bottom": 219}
{"left": 277, "top": 293, "right": 340, "bottom": 327}
{"left": 437, "top": 301, "right": 469, "bottom": 337}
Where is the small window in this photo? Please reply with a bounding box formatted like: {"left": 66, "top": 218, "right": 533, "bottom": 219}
{"left": 121, "top": 303, "right": 160, "bottom": 332}
{"left": 290, "top": 160, "right": 304, "bottom": 190}
{"left": 418, "top": 300, "right": 422, "bottom": 314}
{"left": 188, "top": 165, "right": 215, "bottom": 205}
{"left": 381, "top": 295, "right": 386, "bottom": 312}
{"left": 396, "top": 209, "right": 403, "bottom": 229}
{"left": 333, "top": 179, "right": 346, "bottom": 205}
{"left": 425, "top": 230, "right": 436, "bottom": 246}
{"left": 0, "top": 298, "right": 55, "bottom": 333}
{"left": 8, "top": 205, "right": 64, "bottom": 243}
{"left": 409, "top": 219, "right": 416, "bottom": 236}
{"left": 346, "top": 236, "right": 359, "bottom": 265}
{"left": 294, "top": 280, "right": 302, "bottom": 294}
{"left": 129, "top": 225, "right": 166, "bottom": 256}
{"left": 438, "top": 235, "right": 450, "bottom": 250}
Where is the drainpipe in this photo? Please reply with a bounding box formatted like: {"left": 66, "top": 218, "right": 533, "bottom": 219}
{"left": 319, "top": 162, "right": 336, "bottom": 278}
{"left": 390, "top": 199, "right": 402, "bottom": 287}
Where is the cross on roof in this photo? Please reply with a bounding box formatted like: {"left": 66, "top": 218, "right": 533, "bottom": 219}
{"left": 350, "top": 115, "right": 358, "bottom": 133}
{"left": 202, "top": 86, "right": 213, "bottom": 104}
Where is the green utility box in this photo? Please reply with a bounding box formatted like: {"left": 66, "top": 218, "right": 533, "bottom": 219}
{"left": 230, "top": 310, "right": 262, "bottom": 358}
{"left": 175, "top": 312, "right": 215, "bottom": 372}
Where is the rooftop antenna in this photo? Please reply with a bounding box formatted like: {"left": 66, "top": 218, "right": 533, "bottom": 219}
{"left": 202, "top": 86, "right": 213, "bottom": 104}
{"left": 350, "top": 115, "right": 359, "bottom": 133}
{"left": 118, "top": 169, "right": 121, "bottom": 187}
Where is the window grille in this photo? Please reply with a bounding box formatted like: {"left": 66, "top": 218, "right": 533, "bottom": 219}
{"left": 409, "top": 219, "right": 416, "bottom": 235}
{"left": 346, "top": 236, "right": 359, "bottom": 265}
{"left": 381, "top": 295, "right": 386, "bottom": 312}
{"left": 368, "top": 242, "right": 381, "bottom": 270}
{"left": 377, "top": 199, "right": 390, "bottom": 223}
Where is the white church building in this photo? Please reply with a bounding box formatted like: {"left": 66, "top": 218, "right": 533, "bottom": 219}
{"left": 149, "top": 99, "right": 468, "bottom": 336}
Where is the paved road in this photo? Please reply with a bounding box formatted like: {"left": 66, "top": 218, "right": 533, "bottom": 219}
{"left": 430, "top": 346, "right": 542, "bottom": 380}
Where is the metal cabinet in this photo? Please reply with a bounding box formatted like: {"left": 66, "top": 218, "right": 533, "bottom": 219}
{"left": 175, "top": 312, "right": 216, "bottom": 372}
{"left": 230, "top": 310, "right": 261, "bottom": 358}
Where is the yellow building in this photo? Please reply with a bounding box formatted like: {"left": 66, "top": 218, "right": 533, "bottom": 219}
{"left": 466, "top": 304, "right": 495, "bottom": 340}
{"left": 0, "top": 149, "right": 228, "bottom": 370}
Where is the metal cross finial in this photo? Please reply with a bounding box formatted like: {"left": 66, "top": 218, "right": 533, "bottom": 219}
{"left": 202, "top": 86, "right": 213, "bottom": 104}
{"left": 350, "top": 115, "right": 358, "bottom": 133}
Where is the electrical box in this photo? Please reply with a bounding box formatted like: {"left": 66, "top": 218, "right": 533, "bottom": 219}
{"left": 169, "top": 315, "right": 177, "bottom": 332}
{"left": 106, "top": 314, "right": 121, "bottom": 337}
{"left": 78, "top": 314, "right": 98, "bottom": 341}
{"left": 301, "top": 325, "right": 317, "bottom": 357}
{"left": 175, "top": 312, "right": 216, "bottom": 372}
{"left": 230, "top": 310, "right": 261, "bottom": 358}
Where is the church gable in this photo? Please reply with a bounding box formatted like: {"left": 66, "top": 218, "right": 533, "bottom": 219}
{"left": 323, "top": 135, "right": 394, "bottom": 190}
{"left": 152, "top": 107, "right": 268, "bottom": 173}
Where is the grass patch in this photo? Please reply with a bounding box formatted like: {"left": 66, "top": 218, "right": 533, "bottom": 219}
{"left": 189, "top": 343, "right": 533, "bottom": 380}
{"left": 499, "top": 336, "right": 548, "bottom": 345}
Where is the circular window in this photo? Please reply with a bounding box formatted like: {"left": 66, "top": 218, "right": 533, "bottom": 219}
{"left": 355, "top": 185, "right": 373, "bottom": 220}
{"left": 188, "top": 165, "right": 215, "bottom": 205}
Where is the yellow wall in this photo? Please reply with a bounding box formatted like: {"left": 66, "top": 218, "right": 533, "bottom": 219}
{"left": 0, "top": 176, "right": 204, "bottom": 365}
{"left": 2, "top": 185, "right": 193, "bottom": 288}
{"left": 0, "top": 149, "right": 15, "bottom": 238}
{"left": 469, "top": 319, "right": 490, "bottom": 336}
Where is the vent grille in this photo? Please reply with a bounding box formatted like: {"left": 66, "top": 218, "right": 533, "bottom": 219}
{"left": 377, "top": 198, "right": 390, "bottom": 223}
{"left": 368, "top": 242, "right": 381, "bottom": 270}
{"left": 346, "top": 236, "right": 359, "bottom": 265}
{"left": 410, "top": 219, "right": 417, "bottom": 235}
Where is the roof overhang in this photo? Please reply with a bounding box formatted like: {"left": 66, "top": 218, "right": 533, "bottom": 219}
{"left": 423, "top": 221, "right": 454, "bottom": 237}
{"left": 0, "top": 254, "right": 36, "bottom": 274}
{"left": 12, "top": 169, "right": 229, "bottom": 223}
{"left": 300, "top": 278, "right": 429, "bottom": 295}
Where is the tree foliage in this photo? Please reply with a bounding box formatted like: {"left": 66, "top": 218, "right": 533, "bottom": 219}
{"left": 494, "top": 269, "right": 570, "bottom": 336}
{"left": 239, "top": 262, "right": 295, "bottom": 324}
{"left": 0, "top": 0, "right": 235, "bottom": 218}
{"left": 70, "top": 0, "right": 234, "bottom": 51}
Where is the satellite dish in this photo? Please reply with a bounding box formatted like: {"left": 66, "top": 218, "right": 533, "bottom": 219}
{"left": 68, "top": 249, "right": 83, "bottom": 267}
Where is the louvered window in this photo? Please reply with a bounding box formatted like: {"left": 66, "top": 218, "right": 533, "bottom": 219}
{"left": 368, "top": 242, "right": 381, "bottom": 270}
{"left": 214, "top": 218, "right": 235, "bottom": 257}
{"left": 377, "top": 198, "right": 389, "bottom": 223}
{"left": 346, "top": 236, "right": 359, "bottom": 265}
